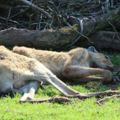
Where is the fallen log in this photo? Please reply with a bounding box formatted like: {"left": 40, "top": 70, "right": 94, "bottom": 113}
{"left": 88, "top": 31, "right": 120, "bottom": 51}
{"left": 0, "top": 27, "right": 120, "bottom": 51}
{"left": 0, "top": 25, "right": 79, "bottom": 50}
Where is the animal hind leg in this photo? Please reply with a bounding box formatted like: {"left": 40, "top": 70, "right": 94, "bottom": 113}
{"left": 18, "top": 81, "right": 39, "bottom": 102}
{"left": 33, "top": 63, "right": 83, "bottom": 97}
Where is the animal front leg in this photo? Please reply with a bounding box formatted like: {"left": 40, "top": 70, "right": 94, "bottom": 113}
{"left": 63, "top": 66, "right": 112, "bottom": 82}
{"left": 69, "top": 76, "right": 106, "bottom": 83}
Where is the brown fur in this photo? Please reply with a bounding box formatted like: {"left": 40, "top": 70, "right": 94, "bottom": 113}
{"left": 13, "top": 46, "right": 113, "bottom": 82}
{"left": 0, "top": 46, "right": 86, "bottom": 101}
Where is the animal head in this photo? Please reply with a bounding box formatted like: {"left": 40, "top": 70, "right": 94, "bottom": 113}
{"left": 88, "top": 46, "right": 113, "bottom": 70}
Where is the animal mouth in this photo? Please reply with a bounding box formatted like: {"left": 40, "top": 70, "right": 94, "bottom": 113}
{"left": 106, "top": 66, "right": 114, "bottom": 71}
{"left": 91, "top": 63, "right": 113, "bottom": 71}
{"left": 100, "top": 65, "right": 114, "bottom": 71}
{"left": 91, "top": 62, "right": 97, "bottom": 68}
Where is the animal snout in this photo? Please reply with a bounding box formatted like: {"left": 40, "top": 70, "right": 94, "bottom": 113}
{"left": 107, "top": 65, "right": 114, "bottom": 71}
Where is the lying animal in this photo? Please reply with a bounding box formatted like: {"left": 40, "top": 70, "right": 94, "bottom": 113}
{"left": 12, "top": 46, "right": 114, "bottom": 101}
{"left": 13, "top": 46, "right": 113, "bottom": 82}
{"left": 0, "top": 46, "right": 88, "bottom": 102}
{"left": 0, "top": 46, "right": 115, "bottom": 102}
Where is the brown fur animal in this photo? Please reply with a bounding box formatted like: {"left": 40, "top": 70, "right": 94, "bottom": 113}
{"left": 13, "top": 46, "right": 113, "bottom": 83}
{"left": 0, "top": 46, "right": 88, "bottom": 102}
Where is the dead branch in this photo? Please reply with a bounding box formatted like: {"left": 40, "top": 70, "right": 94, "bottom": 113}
{"left": 70, "top": 90, "right": 120, "bottom": 100}
{"left": 20, "top": 90, "right": 120, "bottom": 103}
{"left": 97, "top": 94, "right": 120, "bottom": 105}
{"left": 18, "top": 0, "right": 52, "bottom": 18}
{"left": 20, "top": 96, "right": 70, "bottom": 103}
{"left": 88, "top": 31, "right": 120, "bottom": 50}
{"left": 86, "top": 90, "right": 120, "bottom": 98}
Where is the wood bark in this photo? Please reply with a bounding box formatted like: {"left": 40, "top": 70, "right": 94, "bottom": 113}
{"left": 89, "top": 31, "right": 120, "bottom": 51}
{"left": 0, "top": 25, "right": 79, "bottom": 50}
{"left": 0, "top": 28, "right": 120, "bottom": 51}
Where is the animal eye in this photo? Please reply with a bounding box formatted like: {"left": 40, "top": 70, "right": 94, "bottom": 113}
{"left": 105, "top": 56, "right": 109, "bottom": 59}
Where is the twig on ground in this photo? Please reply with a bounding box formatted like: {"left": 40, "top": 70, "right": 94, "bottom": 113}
{"left": 20, "top": 90, "right": 120, "bottom": 103}
{"left": 73, "top": 90, "right": 120, "bottom": 99}
{"left": 97, "top": 94, "right": 120, "bottom": 105}
{"left": 20, "top": 96, "right": 70, "bottom": 103}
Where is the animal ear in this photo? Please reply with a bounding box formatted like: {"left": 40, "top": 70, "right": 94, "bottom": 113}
{"left": 87, "top": 46, "right": 98, "bottom": 53}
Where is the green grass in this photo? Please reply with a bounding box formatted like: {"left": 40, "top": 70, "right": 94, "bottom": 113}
{"left": 1, "top": 96, "right": 120, "bottom": 120}
{"left": 0, "top": 53, "right": 120, "bottom": 120}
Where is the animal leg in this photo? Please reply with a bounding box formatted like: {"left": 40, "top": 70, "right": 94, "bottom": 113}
{"left": 32, "top": 63, "right": 83, "bottom": 97}
{"left": 18, "top": 81, "right": 39, "bottom": 101}
{"left": 63, "top": 66, "right": 112, "bottom": 82}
